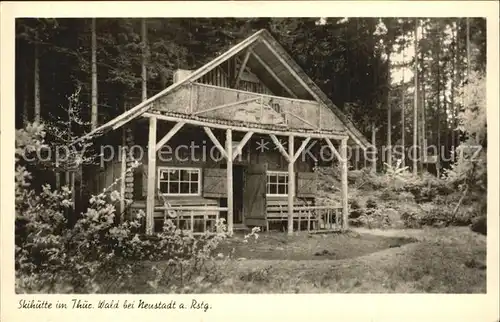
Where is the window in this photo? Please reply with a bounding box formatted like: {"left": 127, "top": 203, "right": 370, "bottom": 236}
{"left": 157, "top": 167, "right": 201, "bottom": 195}
{"left": 266, "top": 171, "right": 288, "bottom": 196}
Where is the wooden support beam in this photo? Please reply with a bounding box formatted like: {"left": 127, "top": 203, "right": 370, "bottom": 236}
{"left": 155, "top": 122, "right": 185, "bottom": 152}
{"left": 287, "top": 135, "right": 295, "bottom": 235}
{"left": 226, "top": 129, "right": 234, "bottom": 234}
{"left": 232, "top": 131, "right": 254, "bottom": 161}
{"left": 269, "top": 134, "right": 290, "bottom": 162}
{"left": 187, "top": 83, "right": 193, "bottom": 113}
{"left": 90, "top": 31, "right": 264, "bottom": 134}
{"left": 285, "top": 111, "right": 318, "bottom": 129}
{"left": 318, "top": 104, "right": 322, "bottom": 129}
{"left": 324, "top": 138, "right": 342, "bottom": 161}
{"left": 204, "top": 127, "right": 228, "bottom": 159}
{"left": 144, "top": 112, "right": 348, "bottom": 141}
{"left": 194, "top": 82, "right": 317, "bottom": 104}
{"left": 292, "top": 137, "right": 311, "bottom": 163}
{"left": 234, "top": 50, "right": 251, "bottom": 88}
{"left": 260, "top": 39, "right": 368, "bottom": 149}
{"left": 250, "top": 49, "right": 298, "bottom": 98}
{"left": 193, "top": 97, "right": 259, "bottom": 115}
{"left": 119, "top": 146, "right": 126, "bottom": 221}
{"left": 340, "top": 138, "right": 349, "bottom": 231}
{"left": 260, "top": 38, "right": 319, "bottom": 99}
{"left": 146, "top": 116, "right": 157, "bottom": 234}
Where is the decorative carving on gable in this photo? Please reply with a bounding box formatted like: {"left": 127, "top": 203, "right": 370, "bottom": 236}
{"left": 232, "top": 101, "right": 286, "bottom": 126}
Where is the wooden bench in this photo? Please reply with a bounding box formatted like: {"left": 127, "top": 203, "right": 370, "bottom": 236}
{"left": 130, "top": 197, "right": 226, "bottom": 234}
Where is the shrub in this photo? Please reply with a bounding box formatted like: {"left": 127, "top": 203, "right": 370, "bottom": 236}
{"left": 365, "top": 198, "right": 378, "bottom": 209}
{"left": 395, "top": 191, "right": 415, "bottom": 203}
{"left": 349, "top": 199, "right": 364, "bottom": 219}
{"left": 15, "top": 123, "right": 231, "bottom": 293}
{"left": 357, "top": 208, "right": 391, "bottom": 229}
{"left": 400, "top": 212, "right": 420, "bottom": 229}
{"left": 379, "top": 188, "right": 397, "bottom": 201}
{"left": 470, "top": 216, "right": 487, "bottom": 235}
{"left": 402, "top": 173, "right": 453, "bottom": 203}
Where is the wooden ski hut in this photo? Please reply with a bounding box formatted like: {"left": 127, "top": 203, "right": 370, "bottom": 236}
{"left": 81, "top": 29, "right": 370, "bottom": 235}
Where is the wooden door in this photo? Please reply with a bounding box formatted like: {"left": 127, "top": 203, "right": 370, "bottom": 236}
{"left": 243, "top": 163, "right": 267, "bottom": 227}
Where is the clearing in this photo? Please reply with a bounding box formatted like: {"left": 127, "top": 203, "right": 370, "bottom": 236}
{"left": 132, "top": 226, "right": 486, "bottom": 293}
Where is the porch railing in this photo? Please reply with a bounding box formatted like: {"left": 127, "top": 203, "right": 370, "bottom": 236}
{"left": 266, "top": 205, "right": 343, "bottom": 232}
{"left": 154, "top": 206, "right": 228, "bottom": 235}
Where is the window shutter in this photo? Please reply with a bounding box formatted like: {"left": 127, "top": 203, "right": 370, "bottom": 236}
{"left": 296, "top": 172, "right": 317, "bottom": 198}
{"left": 202, "top": 168, "right": 227, "bottom": 198}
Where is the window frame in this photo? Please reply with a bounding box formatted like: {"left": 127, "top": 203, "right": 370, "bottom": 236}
{"left": 157, "top": 166, "right": 202, "bottom": 196}
{"left": 266, "top": 170, "right": 290, "bottom": 197}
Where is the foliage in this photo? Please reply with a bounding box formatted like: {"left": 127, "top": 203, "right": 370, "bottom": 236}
{"left": 348, "top": 199, "right": 363, "bottom": 219}
{"left": 365, "top": 198, "right": 378, "bottom": 209}
{"left": 15, "top": 123, "right": 230, "bottom": 293}
{"left": 353, "top": 208, "right": 392, "bottom": 229}
{"left": 443, "top": 71, "right": 487, "bottom": 233}
{"left": 470, "top": 216, "right": 486, "bottom": 236}
{"left": 445, "top": 71, "right": 487, "bottom": 189}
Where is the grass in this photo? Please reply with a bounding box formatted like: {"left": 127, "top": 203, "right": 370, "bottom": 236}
{"left": 134, "top": 226, "right": 486, "bottom": 294}
{"left": 217, "top": 230, "right": 417, "bottom": 261}
{"left": 213, "top": 227, "right": 486, "bottom": 293}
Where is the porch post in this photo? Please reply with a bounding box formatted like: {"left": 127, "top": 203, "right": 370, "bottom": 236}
{"left": 287, "top": 135, "right": 295, "bottom": 235}
{"left": 146, "top": 116, "right": 157, "bottom": 234}
{"left": 119, "top": 145, "right": 127, "bottom": 221}
{"left": 226, "top": 129, "right": 233, "bottom": 234}
{"left": 340, "top": 137, "right": 349, "bottom": 231}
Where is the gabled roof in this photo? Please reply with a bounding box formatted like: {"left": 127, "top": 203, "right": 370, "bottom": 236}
{"left": 77, "top": 29, "right": 369, "bottom": 148}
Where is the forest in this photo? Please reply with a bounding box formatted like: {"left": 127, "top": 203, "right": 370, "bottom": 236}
{"left": 16, "top": 17, "right": 486, "bottom": 169}
{"left": 14, "top": 17, "right": 488, "bottom": 294}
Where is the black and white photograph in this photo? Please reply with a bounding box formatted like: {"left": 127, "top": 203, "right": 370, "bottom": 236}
{"left": 1, "top": 1, "right": 499, "bottom": 320}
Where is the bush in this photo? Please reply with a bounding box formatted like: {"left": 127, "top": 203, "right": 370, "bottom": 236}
{"left": 356, "top": 208, "right": 391, "bottom": 229}
{"left": 365, "top": 198, "right": 378, "bottom": 209}
{"left": 470, "top": 216, "right": 487, "bottom": 235}
{"left": 15, "top": 124, "right": 231, "bottom": 293}
{"left": 399, "top": 203, "right": 423, "bottom": 229}
{"left": 379, "top": 188, "right": 397, "bottom": 201}
{"left": 402, "top": 174, "right": 453, "bottom": 203}
{"left": 349, "top": 199, "right": 364, "bottom": 219}
{"left": 394, "top": 191, "right": 415, "bottom": 203}
{"left": 401, "top": 212, "right": 420, "bottom": 229}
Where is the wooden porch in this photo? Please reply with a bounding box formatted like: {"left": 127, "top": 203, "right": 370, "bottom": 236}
{"left": 140, "top": 110, "right": 350, "bottom": 236}
{"left": 130, "top": 199, "right": 343, "bottom": 235}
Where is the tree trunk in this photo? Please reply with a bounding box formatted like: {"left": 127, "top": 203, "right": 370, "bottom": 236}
{"left": 401, "top": 40, "right": 406, "bottom": 167}
{"left": 413, "top": 18, "right": 419, "bottom": 175}
{"left": 34, "top": 42, "right": 40, "bottom": 123}
{"left": 371, "top": 123, "right": 377, "bottom": 173}
{"left": 436, "top": 33, "right": 441, "bottom": 177}
{"left": 23, "top": 62, "right": 29, "bottom": 126}
{"left": 91, "top": 18, "right": 98, "bottom": 130}
{"left": 421, "top": 58, "right": 426, "bottom": 172}
{"left": 141, "top": 18, "right": 148, "bottom": 101}
{"left": 466, "top": 17, "right": 471, "bottom": 78}
{"left": 386, "top": 58, "right": 392, "bottom": 168}
{"left": 465, "top": 17, "right": 471, "bottom": 118}
{"left": 451, "top": 21, "right": 457, "bottom": 158}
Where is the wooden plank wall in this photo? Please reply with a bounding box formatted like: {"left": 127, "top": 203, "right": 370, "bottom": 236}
{"left": 197, "top": 60, "right": 273, "bottom": 95}
{"left": 155, "top": 84, "right": 347, "bottom": 132}
{"left": 132, "top": 130, "right": 313, "bottom": 201}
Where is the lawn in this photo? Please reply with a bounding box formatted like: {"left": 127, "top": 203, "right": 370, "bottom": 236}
{"left": 128, "top": 226, "right": 486, "bottom": 294}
